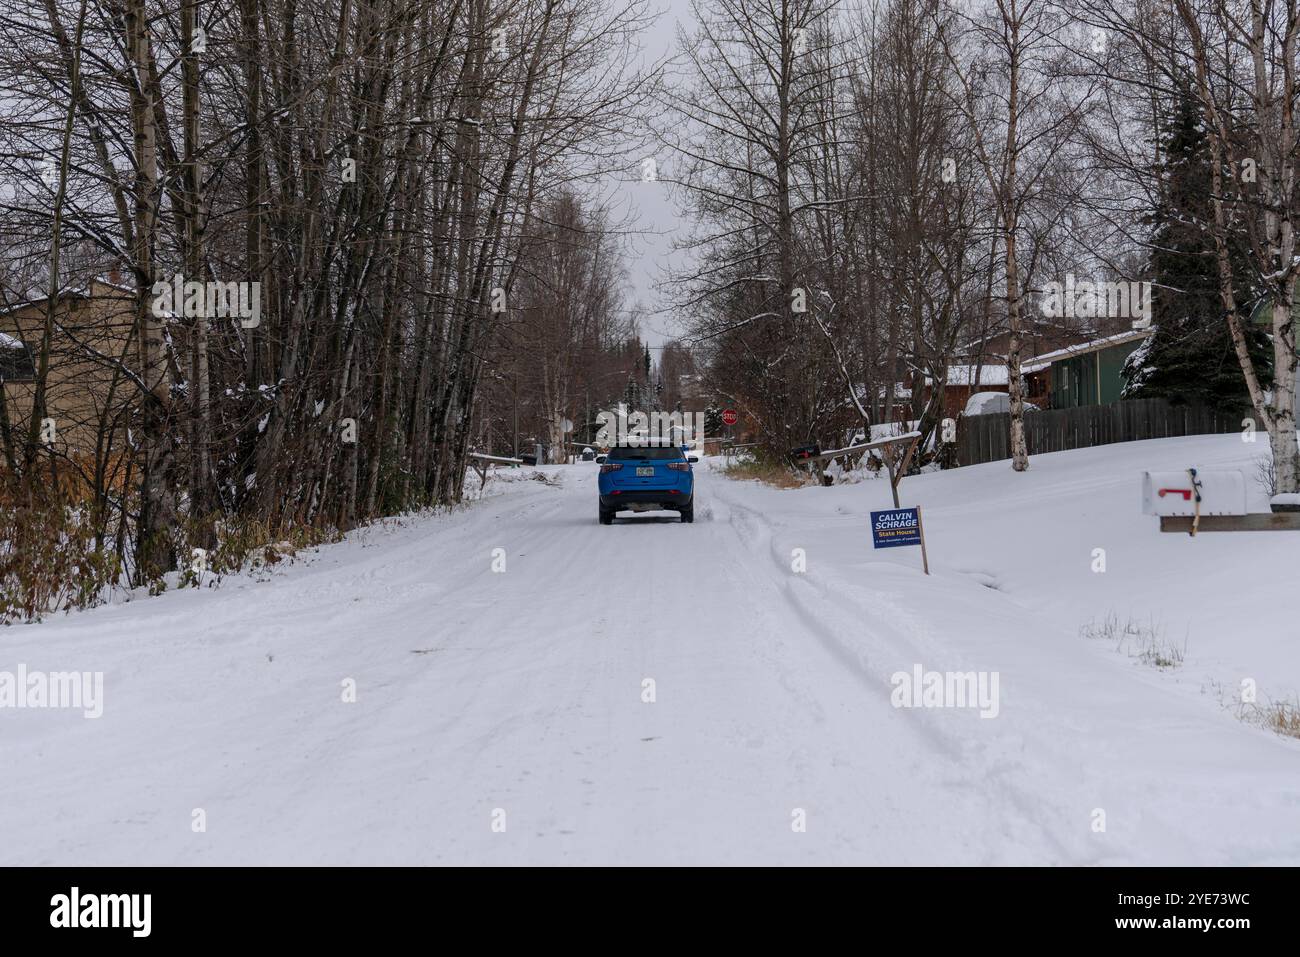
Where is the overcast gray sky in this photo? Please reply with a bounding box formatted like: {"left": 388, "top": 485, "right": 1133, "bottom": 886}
{"left": 615, "top": 0, "right": 696, "bottom": 353}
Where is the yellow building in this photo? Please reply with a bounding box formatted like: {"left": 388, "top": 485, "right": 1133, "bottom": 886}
{"left": 0, "top": 278, "right": 137, "bottom": 467}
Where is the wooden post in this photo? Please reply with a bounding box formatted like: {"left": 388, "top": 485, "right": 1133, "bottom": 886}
{"left": 885, "top": 456, "right": 899, "bottom": 507}
{"left": 889, "top": 433, "right": 922, "bottom": 508}
{"left": 895, "top": 433, "right": 921, "bottom": 478}
{"left": 916, "top": 506, "right": 930, "bottom": 575}
{"left": 1160, "top": 513, "right": 1300, "bottom": 532}
{"left": 1188, "top": 467, "right": 1202, "bottom": 537}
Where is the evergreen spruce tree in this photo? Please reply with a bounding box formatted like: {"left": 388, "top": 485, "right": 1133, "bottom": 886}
{"left": 1123, "top": 87, "right": 1272, "bottom": 411}
{"left": 705, "top": 401, "right": 723, "bottom": 436}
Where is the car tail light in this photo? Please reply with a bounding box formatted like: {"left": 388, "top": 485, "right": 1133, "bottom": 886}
{"left": 600, "top": 463, "right": 623, "bottom": 474}
{"left": 667, "top": 462, "right": 690, "bottom": 472}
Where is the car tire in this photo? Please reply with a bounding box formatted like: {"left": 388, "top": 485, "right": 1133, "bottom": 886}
{"left": 599, "top": 507, "right": 614, "bottom": 525}
{"left": 679, "top": 503, "right": 694, "bottom": 523}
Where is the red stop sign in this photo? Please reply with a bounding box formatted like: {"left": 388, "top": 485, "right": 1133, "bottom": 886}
{"left": 721, "top": 408, "right": 738, "bottom": 426}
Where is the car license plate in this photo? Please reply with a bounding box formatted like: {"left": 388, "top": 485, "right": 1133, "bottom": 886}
{"left": 636, "top": 466, "right": 655, "bottom": 477}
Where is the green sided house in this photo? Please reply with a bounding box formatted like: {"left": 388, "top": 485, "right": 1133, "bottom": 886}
{"left": 1026, "top": 329, "right": 1150, "bottom": 409}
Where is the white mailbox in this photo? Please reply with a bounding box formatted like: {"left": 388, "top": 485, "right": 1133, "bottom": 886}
{"left": 1142, "top": 468, "right": 1247, "bottom": 517}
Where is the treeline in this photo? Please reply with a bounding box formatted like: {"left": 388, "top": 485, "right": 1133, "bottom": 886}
{"left": 0, "top": 0, "right": 654, "bottom": 609}
{"left": 666, "top": 0, "right": 1299, "bottom": 490}
{"left": 477, "top": 193, "right": 695, "bottom": 462}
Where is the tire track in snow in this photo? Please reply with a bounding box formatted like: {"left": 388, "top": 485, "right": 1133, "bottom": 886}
{"left": 708, "top": 477, "right": 1080, "bottom": 863}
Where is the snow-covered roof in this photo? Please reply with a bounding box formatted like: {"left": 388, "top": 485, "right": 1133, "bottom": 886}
{"left": 928, "top": 365, "right": 1010, "bottom": 387}
{"left": 1024, "top": 329, "right": 1151, "bottom": 369}
{"left": 0, "top": 276, "right": 133, "bottom": 316}
{"left": 0, "top": 331, "right": 22, "bottom": 350}
{"left": 91, "top": 276, "right": 135, "bottom": 295}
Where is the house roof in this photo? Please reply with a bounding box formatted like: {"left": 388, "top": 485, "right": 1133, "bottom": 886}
{"left": 0, "top": 276, "right": 134, "bottom": 316}
{"left": 0, "top": 287, "right": 87, "bottom": 314}
{"left": 927, "top": 364, "right": 1010, "bottom": 387}
{"left": 1023, "top": 328, "right": 1151, "bottom": 371}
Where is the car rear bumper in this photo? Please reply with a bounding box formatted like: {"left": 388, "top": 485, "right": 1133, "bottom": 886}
{"left": 600, "top": 491, "right": 692, "bottom": 509}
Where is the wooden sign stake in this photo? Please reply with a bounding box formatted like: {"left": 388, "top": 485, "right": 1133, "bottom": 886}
{"left": 889, "top": 433, "right": 923, "bottom": 508}
{"left": 916, "top": 506, "right": 930, "bottom": 575}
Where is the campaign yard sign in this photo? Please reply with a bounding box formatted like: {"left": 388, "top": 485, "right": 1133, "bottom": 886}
{"left": 871, "top": 508, "right": 922, "bottom": 548}
{"left": 870, "top": 507, "right": 930, "bottom": 574}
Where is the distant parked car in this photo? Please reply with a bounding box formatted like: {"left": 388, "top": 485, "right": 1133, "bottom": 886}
{"left": 598, "top": 440, "right": 694, "bottom": 524}
{"left": 788, "top": 443, "right": 821, "bottom": 462}
{"left": 963, "top": 391, "right": 1041, "bottom": 417}
{"left": 580, "top": 447, "right": 596, "bottom": 462}
{"left": 518, "top": 452, "right": 538, "bottom": 466}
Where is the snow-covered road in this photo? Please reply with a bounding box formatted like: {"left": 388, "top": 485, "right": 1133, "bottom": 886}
{"left": 4, "top": 439, "right": 1298, "bottom": 864}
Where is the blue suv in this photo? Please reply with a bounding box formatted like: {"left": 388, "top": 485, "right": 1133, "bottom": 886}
{"left": 598, "top": 442, "right": 694, "bottom": 524}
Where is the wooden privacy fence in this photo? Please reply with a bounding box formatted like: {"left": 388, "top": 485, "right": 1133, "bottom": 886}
{"left": 955, "top": 398, "right": 1244, "bottom": 467}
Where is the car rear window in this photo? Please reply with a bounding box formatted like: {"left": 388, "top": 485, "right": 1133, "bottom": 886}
{"left": 608, "top": 446, "right": 683, "bottom": 461}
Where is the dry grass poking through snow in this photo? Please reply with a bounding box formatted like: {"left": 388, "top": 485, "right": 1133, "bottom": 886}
{"left": 720, "top": 457, "right": 812, "bottom": 489}
{"left": 1201, "top": 681, "right": 1300, "bottom": 738}
{"left": 1080, "top": 613, "right": 1186, "bottom": 670}
{"left": 1206, "top": 678, "right": 1300, "bottom": 741}
{"left": 1090, "top": 617, "right": 1300, "bottom": 742}
{"left": 1261, "top": 700, "right": 1300, "bottom": 738}
{"left": 1237, "top": 697, "right": 1300, "bottom": 741}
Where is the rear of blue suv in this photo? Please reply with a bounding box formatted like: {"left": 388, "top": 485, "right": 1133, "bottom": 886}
{"left": 598, "top": 443, "right": 694, "bottom": 524}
